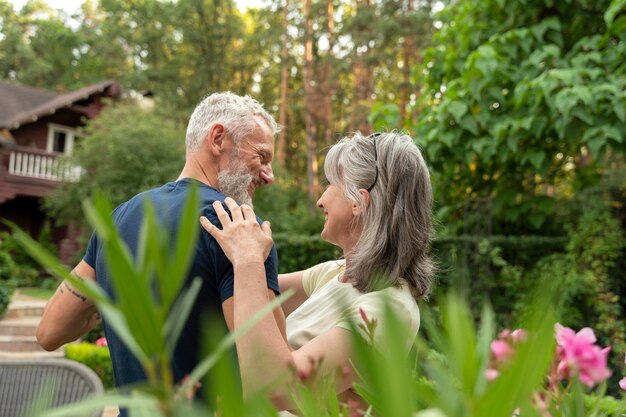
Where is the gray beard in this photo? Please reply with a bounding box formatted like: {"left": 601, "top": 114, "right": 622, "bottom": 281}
{"left": 217, "top": 165, "right": 255, "bottom": 207}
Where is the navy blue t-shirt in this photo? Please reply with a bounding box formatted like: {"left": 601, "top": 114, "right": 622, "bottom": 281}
{"left": 84, "top": 178, "right": 279, "bottom": 395}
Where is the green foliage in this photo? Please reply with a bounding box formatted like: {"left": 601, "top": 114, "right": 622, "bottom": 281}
{"left": 13, "top": 190, "right": 291, "bottom": 416}
{"left": 0, "top": 279, "right": 13, "bottom": 317}
{"left": 13, "top": 190, "right": 626, "bottom": 416}
{"left": 43, "top": 101, "right": 185, "bottom": 225}
{"left": 407, "top": 0, "right": 626, "bottom": 233}
{"left": 536, "top": 196, "right": 625, "bottom": 391}
{"left": 253, "top": 167, "right": 325, "bottom": 236}
{"left": 0, "top": 226, "right": 56, "bottom": 287}
{"left": 65, "top": 342, "right": 115, "bottom": 389}
{"left": 273, "top": 233, "right": 341, "bottom": 274}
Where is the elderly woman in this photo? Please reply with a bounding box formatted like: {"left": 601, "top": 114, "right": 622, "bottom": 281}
{"left": 200, "top": 131, "right": 434, "bottom": 412}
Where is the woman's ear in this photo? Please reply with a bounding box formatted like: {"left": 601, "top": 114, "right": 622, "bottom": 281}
{"left": 353, "top": 188, "right": 371, "bottom": 215}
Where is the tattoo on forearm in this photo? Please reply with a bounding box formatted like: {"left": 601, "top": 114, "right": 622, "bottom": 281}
{"left": 64, "top": 281, "right": 87, "bottom": 302}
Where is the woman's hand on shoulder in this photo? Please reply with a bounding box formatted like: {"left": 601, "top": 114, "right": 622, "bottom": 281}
{"left": 200, "top": 197, "right": 273, "bottom": 266}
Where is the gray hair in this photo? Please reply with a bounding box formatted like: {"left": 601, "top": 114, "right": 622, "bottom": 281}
{"left": 185, "top": 92, "right": 279, "bottom": 153}
{"left": 324, "top": 131, "right": 435, "bottom": 299}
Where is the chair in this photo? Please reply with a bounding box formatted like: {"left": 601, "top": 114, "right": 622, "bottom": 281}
{"left": 0, "top": 358, "right": 104, "bottom": 417}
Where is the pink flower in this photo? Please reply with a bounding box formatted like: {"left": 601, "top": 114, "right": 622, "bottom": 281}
{"left": 484, "top": 368, "right": 499, "bottom": 381}
{"left": 510, "top": 329, "right": 527, "bottom": 343}
{"left": 554, "top": 324, "right": 611, "bottom": 387}
{"left": 95, "top": 337, "right": 108, "bottom": 347}
{"left": 486, "top": 328, "right": 527, "bottom": 381}
{"left": 491, "top": 340, "right": 515, "bottom": 363}
{"left": 620, "top": 355, "right": 626, "bottom": 391}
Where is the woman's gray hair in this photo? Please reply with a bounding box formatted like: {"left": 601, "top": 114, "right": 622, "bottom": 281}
{"left": 324, "top": 131, "right": 435, "bottom": 300}
{"left": 185, "top": 92, "right": 279, "bottom": 154}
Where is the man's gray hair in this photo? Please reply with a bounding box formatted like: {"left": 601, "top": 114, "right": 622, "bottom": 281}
{"left": 185, "top": 92, "right": 279, "bottom": 153}
{"left": 324, "top": 131, "right": 435, "bottom": 299}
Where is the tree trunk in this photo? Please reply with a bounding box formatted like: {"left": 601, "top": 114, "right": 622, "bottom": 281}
{"left": 351, "top": 0, "right": 373, "bottom": 135}
{"left": 323, "top": 0, "right": 335, "bottom": 148}
{"left": 277, "top": 0, "right": 289, "bottom": 166}
{"left": 399, "top": 0, "right": 413, "bottom": 129}
{"left": 303, "top": 0, "right": 319, "bottom": 203}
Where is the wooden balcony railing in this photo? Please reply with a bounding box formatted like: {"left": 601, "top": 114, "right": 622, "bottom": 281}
{"left": 2, "top": 146, "right": 81, "bottom": 182}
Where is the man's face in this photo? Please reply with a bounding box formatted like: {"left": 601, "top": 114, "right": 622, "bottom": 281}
{"left": 217, "top": 117, "right": 275, "bottom": 206}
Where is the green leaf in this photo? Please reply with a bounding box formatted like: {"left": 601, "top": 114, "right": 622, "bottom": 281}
{"left": 164, "top": 277, "right": 203, "bottom": 357}
{"left": 476, "top": 295, "right": 556, "bottom": 417}
{"left": 571, "top": 107, "right": 593, "bottom": 126}
{"left": 180, "top": 288, "right": 295, "bottom": 394}
{"left": 448, "top": 101, "right": 468, "bottom": 124}
{"left": 459, "top": 115, "right": 479, "bottom": 135}
{"left": 32, "top": 392, "right": 162, "bottom": 417}
{"left": 612, "top": 96, "right": 626, "bottom": 122}
{"left": 440, "top": 131, "right": 456, "bottom": 148}
{"left": 162, "top": 184, "right": 200, "bottom": 311}
{"left": 587, "top": 136, "right": 606, "bottom": 157}
{"left": 83, "top": 196, "right": 163, "bottom": 358}
{"left": 526, "top": 151, "right": 545, "bottom": 170}
{"left": 604, "top": 0, "right": 626, "bottom": 27}
{"left": 554, "top": 90, "right": 577, "bottom": 118}
{"left": 8, "top": 222, "right": 111, "bottom": 306}
{"left": 527, "top": 212, "right": 545, "bottom": 229}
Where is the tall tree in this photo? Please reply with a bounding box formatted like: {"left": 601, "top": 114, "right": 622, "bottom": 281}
{"left": 303, "top": 0, "right": 319, "bottom": 201}
{"left": 350, "top": 0, "right": 374, "bottom": 134}
{"left": 277, "top": 0, "right": 290, "bottom": 166}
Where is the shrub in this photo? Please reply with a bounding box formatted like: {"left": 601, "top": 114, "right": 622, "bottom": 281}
{"left": 0, "top": 250, "right": 17, "bottom": 315}
{"left": 0, "top": 229, "right": 54, "bottom": 287}
{"left": 65, "top": 342, "right": 114, "bottom": 388}
{"left": 0, "top": 280, "right": 14, "bottom": 317}
{"left": 273, "top": 233, "right": 341, "bottom": 273}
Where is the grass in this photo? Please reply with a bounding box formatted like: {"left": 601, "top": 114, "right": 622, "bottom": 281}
{"left": 18, "top": 287, "right": 56, "bottom": 300}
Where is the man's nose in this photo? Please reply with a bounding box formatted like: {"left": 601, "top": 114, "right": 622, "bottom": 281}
{"left": 260, "top": 165, "right": 274, "bottom": 185}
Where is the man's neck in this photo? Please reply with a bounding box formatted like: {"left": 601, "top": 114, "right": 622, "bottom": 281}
{"left": 177, "top": 158, "right": 218, "bottom": 189}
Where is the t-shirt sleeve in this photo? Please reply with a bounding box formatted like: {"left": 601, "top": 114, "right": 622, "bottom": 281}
{"left": 202, "top": 207, "right": 280, "bottom": 304}
{"left": 83, "top": 232, "right": 98, "bottom": 269}
{"left": 336, "top": 289, "right": 421, "bottom": 353}
{"left": 302, "top": 260, "right": 344, "bottom": 296}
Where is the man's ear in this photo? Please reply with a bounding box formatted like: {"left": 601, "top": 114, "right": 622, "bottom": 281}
{"left": 205, "top": 123, "right": 227, "bottom": 156}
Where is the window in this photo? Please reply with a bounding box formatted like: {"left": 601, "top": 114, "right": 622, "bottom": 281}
{"left": 46, "top": 124, "right": 77, "bottom": 155}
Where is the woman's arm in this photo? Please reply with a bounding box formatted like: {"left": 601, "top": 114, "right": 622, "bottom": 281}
{"left": 278, "top": 271, "right": 308, "bottom": 317}
{"left": 200, "top": 199, "right": 356, "bottom": 409}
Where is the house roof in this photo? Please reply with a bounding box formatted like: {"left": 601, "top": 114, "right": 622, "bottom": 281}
{"left": 0, "top": 80, "right": 120, "bottom": 129}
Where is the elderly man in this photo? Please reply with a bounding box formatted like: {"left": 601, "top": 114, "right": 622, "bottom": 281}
{"left": 36, "top": 92, "right": 284, "bottom": 407}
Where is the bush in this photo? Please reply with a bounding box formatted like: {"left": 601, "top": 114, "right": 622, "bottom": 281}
{"left": 65, "top": 342, "right": 114, "bottom": 388}
{"left": 0, "top": 229, "right": 54, "bottom": 287}
{"left": 273, "top": 233, "right": 341, "bottom": 273}
{"left": 0, "top": 250, "right": 17, "bottom": 316}
{"left": 0, "top": 280, "right": 14, "bottom": 317}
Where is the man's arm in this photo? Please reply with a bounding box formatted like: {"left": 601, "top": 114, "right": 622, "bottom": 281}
{"left": 36, "top": 260, "right": 101, "bottom": 351}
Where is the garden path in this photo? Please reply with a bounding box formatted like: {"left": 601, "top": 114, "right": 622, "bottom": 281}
{"left": 0, "top": 291, "right": 60, "bottom": 358}
{"left": 0, "top": 291, "right": 119, "bottom": 417}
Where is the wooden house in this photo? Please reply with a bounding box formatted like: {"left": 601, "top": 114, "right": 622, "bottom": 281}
{"left": 0, "top": 80, "right": 120, "bottom": 263}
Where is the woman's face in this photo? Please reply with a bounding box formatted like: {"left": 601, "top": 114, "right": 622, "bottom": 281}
{"left": 316, "top": 184, "right": 361, "bottom": 252}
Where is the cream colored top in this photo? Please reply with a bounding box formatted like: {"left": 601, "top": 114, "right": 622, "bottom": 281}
{"left": 285, "top": 260, "right": 420, "bottom": 352}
